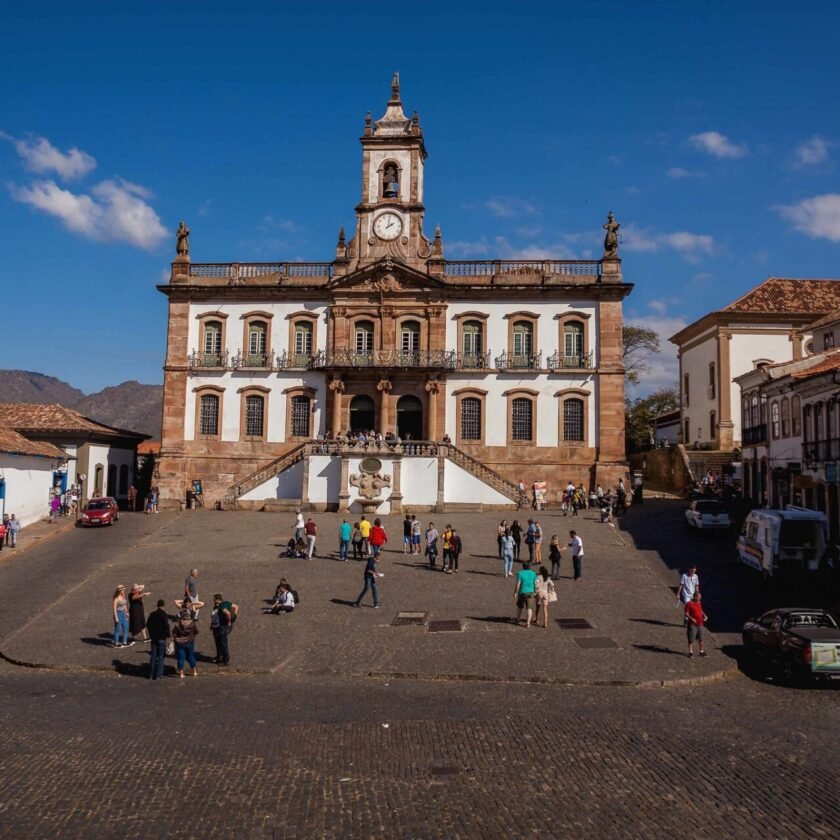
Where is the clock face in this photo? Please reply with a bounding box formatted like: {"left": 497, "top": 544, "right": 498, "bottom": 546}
{"left": 373, "top": 212, "right": 403, "bottom": 241}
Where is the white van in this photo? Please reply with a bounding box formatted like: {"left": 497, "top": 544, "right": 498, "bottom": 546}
{"left": 736, "top": 507, "right": 828, "bottom": 576}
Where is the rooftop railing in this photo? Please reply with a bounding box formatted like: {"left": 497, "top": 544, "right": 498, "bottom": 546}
{"left": 442, "top": 259, "right": 602, "bottom": 277}
{"left": 546, "top": 350, "right": 595, "bottom": 370}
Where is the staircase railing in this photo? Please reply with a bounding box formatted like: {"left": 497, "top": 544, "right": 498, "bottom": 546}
{"left": 439, "top": 443, "right": 524, "bottom": 505}
{"left": 223, "top": 442, "right": 311, "bottom": 503}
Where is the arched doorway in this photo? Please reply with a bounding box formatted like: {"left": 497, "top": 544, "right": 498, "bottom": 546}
{"left": 349, "top": 395, "right": 375, "bottom": 433}
{"left": 94, "top": 464, "right": 104, "bottom": 497}
{"left": 397, "top": 394, "right": 423, "bottom": 439}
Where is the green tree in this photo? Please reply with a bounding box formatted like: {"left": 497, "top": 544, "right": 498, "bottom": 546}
{"left": 622, "top": 325, "right": 660, "bottom": 384}
{"left": 625, "top": 387, "right": 680, "bottom": 453}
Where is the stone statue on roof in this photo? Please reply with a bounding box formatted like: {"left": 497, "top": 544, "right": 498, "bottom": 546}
{"left": 176, "top": 220, "right": 190, "bottom": 257}
{"left": 603, "top": 211, "right": 620, "bottom": 258}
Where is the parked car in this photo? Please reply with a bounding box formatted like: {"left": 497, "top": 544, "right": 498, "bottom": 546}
{"left": 79, "top": 497, "right": 120, "bottom": 527}
{"left": 685, "top": 499, "right": 731, "bottom": 529}
{"left": 736, "top": 507, "right": 827, "bottom": 576}
{"left": 742, "top": 608, "right": 840, "bottom": 683}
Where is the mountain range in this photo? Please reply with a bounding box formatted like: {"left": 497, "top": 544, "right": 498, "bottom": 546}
{"left": 0, "top": 370, "right": 163, "bottom": 438}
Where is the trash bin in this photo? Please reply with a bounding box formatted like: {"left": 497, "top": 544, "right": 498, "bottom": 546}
{"left": 632, "top": 471, "right": 644, "bottom": 505}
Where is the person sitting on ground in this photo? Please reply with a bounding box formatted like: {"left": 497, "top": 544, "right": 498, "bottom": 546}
{"left": 264, "top": 583, "right": 296, "bottom": 614}
{"left": 284, "top": 537, "right": 297, "bottom": 557}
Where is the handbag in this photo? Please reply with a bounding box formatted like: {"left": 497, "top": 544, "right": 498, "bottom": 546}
{"left": 548, "top": 582, "right": 558, "bottom": 603}
{"left": 166, "top": 640, "right": 175, "bottom": 656}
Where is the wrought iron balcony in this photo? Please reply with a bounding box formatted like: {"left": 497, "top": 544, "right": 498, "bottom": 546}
{"left": 804, "top": 438, "right": 840, "bottom": 464}
{"left": 276, "top": 350, "right": 316, "bottom": 370}
{"left": 546, "top": 351, "right": 594, "bottom": 370}
{"left": 231, "top": 351, "right": 273, "bottom": 369}
{"left": 310, "top": 349, "right": 457, "bottom": 369}
{"left": 494, "top": 351, "right": 544, "bottom": 371}
{"left": 452, "top": 351, "right": 492, "bottom": 370}
{"left": 742, "top": 425, "right": 767, "bottom": 445}
{"left": 188, "top": 350, "right": 229, "bottom": 369}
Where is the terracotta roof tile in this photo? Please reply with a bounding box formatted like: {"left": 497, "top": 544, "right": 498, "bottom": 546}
{"left": 137, "top": 440, "right": 160, "bottom": 455}
{"left": 790, "top": 351, "right": 840, "bottom": 380}
{"left": 806, "top": 308, "right": 840, "bottom": 331}
{"left": 0, "top": 428, "right": 66, "bottom": 459}
{"left": 0, "top": 403, "right": 143, "bottom": 437}
{"left": 722, "top": 278, "right": 840, "bottom": 314}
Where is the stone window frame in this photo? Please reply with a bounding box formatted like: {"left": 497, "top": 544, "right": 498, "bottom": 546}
{"left": 454, "top": 311, "right": 489, "bottom": 362}
{"left": 709, "top": 410, "right": 717, "bottom": 440}
{"left": 770, "top": 400, "right": 781, "bottom": 440}
{"left": 554, "top": 311, "right": 591, "bottom": 363}
{"left": 237, "top": 385, "right": 271, "bottom": 442}
{"left": 504, "top": 311, "right": 540, "bottom": 359}
{"left": 555, "top": 388, "right": 590, "bottom": 446}
{"left": 395, "top": 312, "right": 427, "bottom": 354}
{"left": 348, "top": 313, "right": 378, "bottom": 355}
{"left": 283, "top": 385, "right": 316, "bottom": 440}
{"left": 241, "top": 310, "right": 274, "bottom": 366}
{"left": 791, "top": 395, "right": 801, "bottom": 436}
{"left": 377, "top": 158, "right": 404, "bottom": 201}
{"left": 196, "top": 311, "right": 229, "bottom": 366}
{"left": 285, "top": 311, "right": 319, "bottom": 364}
{"left": 193, "top": 384, "right": 225, "bottom": 440}
{"left": 452, "top": 386, "right": 488, "bottom": 446}
{"left": 503, "top": 387, "right": 539, "bottom": 446}
{"left": 781, "top": 397, "right": 791, "bottom": 438}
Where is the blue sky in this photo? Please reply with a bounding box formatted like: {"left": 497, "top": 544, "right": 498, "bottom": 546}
{"left": 1, "top": 2, "right": 839, "bottom": 395}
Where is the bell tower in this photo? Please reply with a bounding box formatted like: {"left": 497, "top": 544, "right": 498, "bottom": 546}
{"left": 348, "top": 74, "right": 432, "bottom": 270}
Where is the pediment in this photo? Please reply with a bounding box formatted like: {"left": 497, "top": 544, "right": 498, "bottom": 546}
{"left": 327, "top": 258, "right": 446, "bottom": 293}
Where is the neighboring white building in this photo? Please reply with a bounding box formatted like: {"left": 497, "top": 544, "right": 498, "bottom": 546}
{"left": 0, "top": 428, "right": 67, "bottom": 527}
{"left": 670, "top": 277, "right": 840, "bottom": 451}
{"left": 650, "top": 409, "right": 680, "bottom": 447}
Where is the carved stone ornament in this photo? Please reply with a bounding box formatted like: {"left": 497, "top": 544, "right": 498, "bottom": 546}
{"left": 425, "top": 378, "right": 441, "bottom": 395}
{"left": 349, "top": 469, "right": 392, "bottom": 500}
{"left": 603, "top": 211, "right": 620, "bottom": 258}
{"left": 377, "top": 378, "right": 393, "bottom": 393}
{"left": 329, "top": 377, "right": 345, "bottom": 393}
{"left": 176, "top": 220, "right": 190, "bottom": 257}
{"left": 331, "top": 306, "right": 347, "bottom": 318}
{"left": 359, "top": 274, "right": 401, "bottom": 293}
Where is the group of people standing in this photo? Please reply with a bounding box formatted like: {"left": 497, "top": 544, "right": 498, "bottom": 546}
{"left": 110, "top": 568, "right": 239, "bottom": 679}
{"left": 0, "top": 514, "right": 20, "bottom": 549}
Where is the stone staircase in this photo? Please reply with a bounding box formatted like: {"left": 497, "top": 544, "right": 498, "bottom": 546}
{"left": 222, "top": 439, "right": 524, "bottom": 509}
{"left": 684, "top": 448, "right": 737, "bottom": 483}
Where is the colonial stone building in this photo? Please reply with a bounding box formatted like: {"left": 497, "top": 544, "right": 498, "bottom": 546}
{"left": 157, "top": 77, "right": 632, "bottom": 511}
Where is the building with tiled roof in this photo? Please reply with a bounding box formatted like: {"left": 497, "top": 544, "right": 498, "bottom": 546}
{"left": 0, "top": 403, "right": 148, "bottom": 506}
{"left": 0, "top": 428, "right": 66, "bottom": 460}
{"left": 669, "top": 277, "right": 840, "bottom": 451}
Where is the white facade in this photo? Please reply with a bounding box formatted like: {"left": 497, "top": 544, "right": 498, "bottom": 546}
{"left": 0, "top": 455, "right": 55, "bottom": 527}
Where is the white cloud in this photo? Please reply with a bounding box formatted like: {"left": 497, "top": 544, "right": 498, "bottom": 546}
{"left": 666, "top": 167, "right": 705, "bottom": 179}
{"left": 483, "top": 197, "right": 539, "bottom": 218}
{"left": 446, "top": 234, "right": 579, "bottom": 260}
{"left": 622, "top": 224, "right": 716, "bottom": 262}
{"left": 1, "top": 131, "right": 96, "bottom": 179}
{"left": 647, "top": 299, "right": 668, "bottom": 315}
{"left": 689, "top": 130, "right": 748, "bottom": 159}
{"left": 261, "top": 214, "right": 301, "bottom": 233}
{"left": 626, "top": 312, "right": 688, "bottom": 395}
{"left": 774, "top": 193, "right": 840, "bottom": 242}
{"left": 9, "top": 177, "right": 167, "bottom": 249}
{"left": 197, "top": 199, "right": 212, "bottom": 217}
{"left": 793, "top": 136, "right": 830, "bottom": 167}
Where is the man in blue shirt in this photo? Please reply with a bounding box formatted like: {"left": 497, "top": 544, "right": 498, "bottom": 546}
{"left": 514, "top": 562, "right": 538, "bottom": 628}
{"left": 338, "top": 518, "right": 352, "bottom": 561}
{"left": 354, "top": 554, "right": 380, "bottom": 608}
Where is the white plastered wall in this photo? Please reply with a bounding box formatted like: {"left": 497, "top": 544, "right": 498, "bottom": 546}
{"left": 680, "top": 331, "right": 717, "bottom": 446}
{"left": 444, "top": 460, "right": 516, "bottom": 506}
{"left": 0, "top": 455, "right": 54, "bottom": 527}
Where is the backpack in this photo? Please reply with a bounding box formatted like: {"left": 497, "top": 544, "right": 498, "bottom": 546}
{"left": 291, "top": 589, "right": 300, "bottom": 604}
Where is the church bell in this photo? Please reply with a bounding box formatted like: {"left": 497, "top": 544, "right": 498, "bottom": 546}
{"left": 383, "top": 181, "right": 399, "bottom": 198}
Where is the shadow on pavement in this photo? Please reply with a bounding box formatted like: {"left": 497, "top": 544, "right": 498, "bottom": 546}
{"left": 631, "top": 643, "right": 683, "bottom": 657}
{"left": 466, "top": 615, "right": 517, "bottom": 625}
{"left": 629, "top": 618, "right": 683, "bottom": 628}
{"left": 80, "top": 634, "right": 116, "bottom": 647}
{"left": 329, "top": 598, "right": 358, "bottom": 608}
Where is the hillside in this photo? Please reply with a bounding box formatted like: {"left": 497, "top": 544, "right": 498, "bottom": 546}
{"left": 0, "top": 371, "right": 162, "bottom": 438}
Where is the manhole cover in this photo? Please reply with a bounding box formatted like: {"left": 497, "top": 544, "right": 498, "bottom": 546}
{"left": 556, "top": 618, "right": 593, "bottom": 630}
{"left": 429, "top": 620, "right": 463, "bottom": 633}
{"left": 430, "top": 766, "right": 459, "bottom": 775}
{"left": 574, "top": 637, "right": 619, "bottom": 649}
{"left": 392, "top": 611, "right": 428, "bottom": 626}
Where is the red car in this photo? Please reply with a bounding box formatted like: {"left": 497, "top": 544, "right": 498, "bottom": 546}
{"left": 79, "top": 497, "right": 120, "bottom": 527}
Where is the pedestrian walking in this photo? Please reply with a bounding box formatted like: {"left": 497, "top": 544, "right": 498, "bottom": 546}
{"left": 172, "top": 606, "right": 199, "bottom": 678}
{"left": 359, "top": 516, "right": 372, "bottom": 556}
{"left": 127, "top": 485, "right": 138, "bottom": 512}
{"left": 425, "top": 521, "right": 439, "bottom": 569}
{"left": 533, "top": 520, "right": 543, "bottom": 564}
{"left": 616, "top": 479, "right": 627, "bottom": 514}
{"left": 2, "top": 514, "right": 9, "bottom": 546}
{"left": 351, "top": 521, "right": 363, "bottom": 559}
{"left": 525, "top": 519, "right": 537, "bottom": 562}
{"left": 411, "top": 515, "right": 422, "bottom": 555}
{"left": 213, "top": 593, "right": 238, "bottom": 666}
{"left": 146, "top": 599, "right": 169, "bottom": 680}
{"left": 304, "top": 517, "right": 317, "bottom": 558}
{"left": 8, "top": 514, "right": 19, "bottom": 548}
{"left": 370, "top": 517, "right": 387, "bottom": 558}
{"left": 501, "top": 528, "right": 515, "bottom": 577}
{"left": 449, "top": 527, "right": 462, "bottom": 573}
{"left": 354, "top": 553, "right": 381, "bottom": 608}
{"left": 548, "top": 535, "right": 562, "bottom": 580}
{"left": 294, "top": 510, "right": 305, "bottom": 542}
{"left": 182, "top": 568, "right": 200, "bottom": 617}
{"left": 677, "top": 565, "right": 700, "bottom": 607}
{"left": 685, "top": 591, "right": 709, "bottom": 658}
{"left": 569, "top": 530, "right": 584, "bottom": 581}
{"left": 510, "top": 519, "right": 522, "bottom": 561}
{"left": 442, "top": 524, "right": 454, "bottom": 572}
{"left": 514, "top": 561, "right": 538, "bottom": 628}
{"left": 403, "top": 514, "right": 413, "bottom": 555}
{"left": 339, "top": 518, "right": 352, "bottom": 561}
{"left": 128, "top": 584, "right": 151, "bottom": 642}
{"left": 112, "top": 585, "right": 133, "bottom": 648}
{"left": 497, "top": 519, "right": 507, "bottom": 558}
{"left": 49, "top": 495, "right": 61, "bottom": 523}
{"left": 534, "top": 566, "right": 557, "bottom": 628}
{"left": 0, "top": 518, "right": 6, "bottom": 551}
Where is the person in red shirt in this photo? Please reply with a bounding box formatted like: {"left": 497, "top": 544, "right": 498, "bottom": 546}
{"left": 304, "top": 518, "right": 318, "bottom": 559}
{"left": 684, "top": 591, "right": 709, "bottom": 658}
{"left": 369, "top": 518, "right": 388, "bottom": 558}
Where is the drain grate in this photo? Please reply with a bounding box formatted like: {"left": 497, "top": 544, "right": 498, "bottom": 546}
{"left": 429, "top": 620, "right": 463, "bottom": 633}
{"left": 573, "top": 637, "right": 619, "bottom": 649}
{"left": 392, "top": 611, "right": 428, "bottom": 627}
{"left": 556, "top": 618, "right": 593, "bottom": 630}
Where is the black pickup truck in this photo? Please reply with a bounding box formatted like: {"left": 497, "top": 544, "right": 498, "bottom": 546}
{"left": 742, "top": 608, "right": 840, "bottom": 683}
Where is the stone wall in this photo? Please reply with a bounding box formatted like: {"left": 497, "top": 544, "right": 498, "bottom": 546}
{"left": 629, "top": 446, "right": 692, "bottom": 495}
